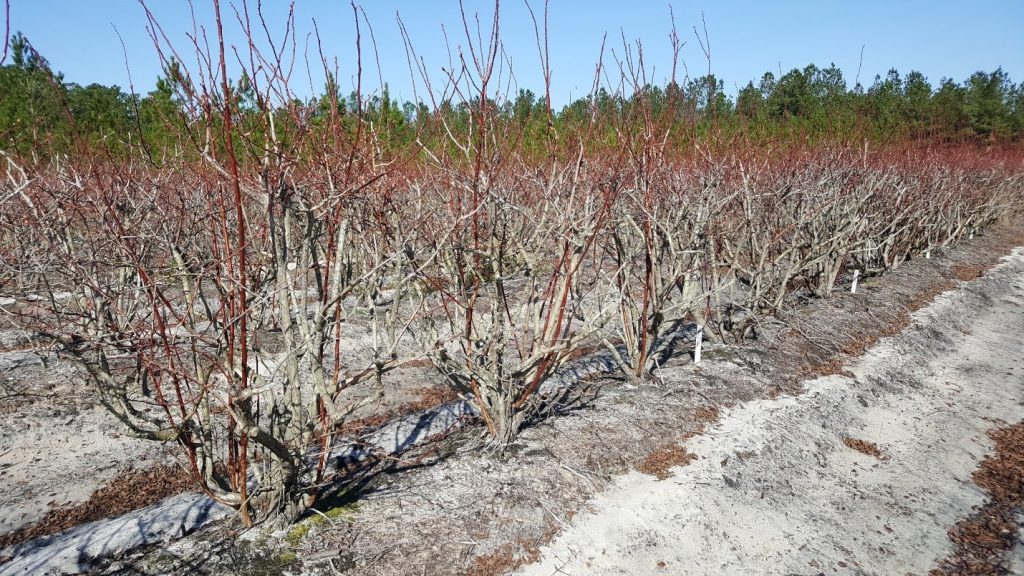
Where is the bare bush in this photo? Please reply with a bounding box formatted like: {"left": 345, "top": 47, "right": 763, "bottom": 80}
{"left": 596, "top": 32, "right": 722, "bottom": 378}
{"left": 0, "top": 3, "right": 423, "bottom": 524}
{"left": 398, "top": 4, "right": 614, "bottom": 447}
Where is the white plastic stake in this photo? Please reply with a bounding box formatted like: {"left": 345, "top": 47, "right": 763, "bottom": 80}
{"left": 925, "top": 249, "right": 931, "bottom": 259}
{"left": 969, "top": 230, "right": 974, "bottom": 240}
{"left": 851, "top": 269, "right": 861, "bottom": 294}
{"left": 694, "top": 324, "right": 704, "bottom": 364}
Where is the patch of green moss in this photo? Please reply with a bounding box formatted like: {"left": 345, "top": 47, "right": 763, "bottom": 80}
{"left": 276, "top": 550, "right": 298, "bottom": 564}
{"left": 285, "top": 503, "right": 360, "bottom": 546}
{"left": 322, "top": 502, "right": 360, "bottom": 521}
{"left": 286, "top": 522, "right": 312, "bottom": 546}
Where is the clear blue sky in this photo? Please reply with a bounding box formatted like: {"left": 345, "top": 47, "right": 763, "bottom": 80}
{"left": 5, "top": 1, "right": 1023, "bottom": 108}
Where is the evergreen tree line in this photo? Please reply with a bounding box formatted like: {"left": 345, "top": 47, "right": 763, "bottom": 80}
{"left": 2, "top": 30, "right": 1022, "bottom": 161}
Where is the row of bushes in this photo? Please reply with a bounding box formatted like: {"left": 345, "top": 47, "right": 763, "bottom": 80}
{"left": 1, "top": 3, "right": 1022, "bottom": 525}
{"left": 2, "top": 140, "right": 1020, "bottom": 522}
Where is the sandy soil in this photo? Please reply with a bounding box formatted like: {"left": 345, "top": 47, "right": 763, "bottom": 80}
{"left": 0, "top": 343, "right": 174, "bottom": 537}
{"left": 518, "top": 248, "right": 1024, "bottom": 575}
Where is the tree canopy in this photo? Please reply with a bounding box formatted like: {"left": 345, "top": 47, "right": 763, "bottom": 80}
{"left": 1, "top": 30, "right": 1022, "bottom": 162}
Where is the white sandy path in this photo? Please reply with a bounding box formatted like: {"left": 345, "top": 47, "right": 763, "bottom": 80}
{"left": 520, "top": 248, "right": 1024, "bottom": 576}
{"left": 0, "top": 350, "right": 172, "bottom": 536}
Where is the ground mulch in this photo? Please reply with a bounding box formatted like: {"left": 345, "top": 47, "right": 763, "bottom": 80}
{"left": 636, "top": 405, "right": 720, "bottom": 480}
{"left": 950, "top": 264, "right": 987, "bottom": 281}
{"left": 930, "top": 422, "right": 1024, "bottom": 575}
{"left": 401, "top": 385, "right": 459, "bottom": 413}
{"left": 843, "top": 437, "right": 888, "bottom": 460}
{"left": 465, "top": 523, "right": 559, "bottom": 576}
{"left": 799, "top": 279, "right": 958, "bottom": 379}
{"left": 335, "top": 413, "right": 392, "bottom": 438}
{"left": 336, "top": 385, "right": 459, "bottom": 438}
{"left": 694, "top": 405, "right": 721, "bottom": 426}
{"left": 0, "top": 464, "right": 194, "bottom": 552}
{"left": 630, "top": 403, "right": 720, "bottom": 479}
{"left": 636, "top": 445, "right": 698, "bottom": 479}
{"left": 779, "top": 222, "right": 1024, "bottom": 386}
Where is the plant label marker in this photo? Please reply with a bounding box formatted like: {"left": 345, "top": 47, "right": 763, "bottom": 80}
{"left": 969, "top": 230, "right": 974, "bottom": 240}
{"left": 694, "top": 324, "right": 704, "bottom": 364}
{"left": 851, "top": 270, "right": 861, "bottom": 294}
{"left": 925, "top": 249, "right": 931, "bottom": 259}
